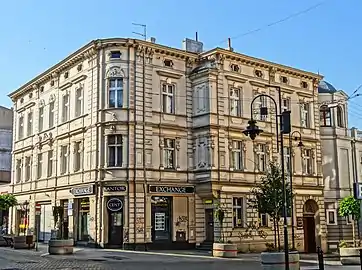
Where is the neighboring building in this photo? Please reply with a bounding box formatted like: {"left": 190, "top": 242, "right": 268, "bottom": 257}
{"left": 319, "top": 81, "right": 362, "bottom": 251}
{"left": 0, "top": 106, "right": 13, "bottom": 226}
{"left": 8, "top": 37, "right": 325, "bottom": 252}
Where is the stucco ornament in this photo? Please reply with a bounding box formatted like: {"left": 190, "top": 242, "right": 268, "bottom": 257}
{"left": 107, "top": 66, "right": 124, "bottom": 78}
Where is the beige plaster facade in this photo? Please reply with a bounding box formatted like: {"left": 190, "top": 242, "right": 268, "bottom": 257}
{"left": 8, "top": 37, "right": 325, "bottom": 251}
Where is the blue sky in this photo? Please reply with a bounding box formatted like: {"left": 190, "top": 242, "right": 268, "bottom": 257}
{"left": 1, "top": 0, "right": 361, "bottom": 127}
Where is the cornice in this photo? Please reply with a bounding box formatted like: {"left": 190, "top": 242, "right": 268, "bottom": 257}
{"left": 225, "top": 74, "right": 247, "bottom": 84}
{"left": 201, "top": 48, "right": 323, "bottom": 81}
{"left": 156, "top": 69, "right": 183, "bottom": 79}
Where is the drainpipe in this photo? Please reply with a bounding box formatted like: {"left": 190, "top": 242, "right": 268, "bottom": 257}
{"left": 133, "top": 43, "right": 137, "bottom": 249}
{"left": 126, "top": 42, "right": 131, "bottom": 249}
{"left": 142, "top": 45, "right": 147, "bottom": 249}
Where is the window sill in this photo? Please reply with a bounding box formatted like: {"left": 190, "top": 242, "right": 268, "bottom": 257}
{"left": 15, "top": 134, "right": 35, "bottom": 143}
{"left": 105, "top": 166, "right": 126, "bottom": 170}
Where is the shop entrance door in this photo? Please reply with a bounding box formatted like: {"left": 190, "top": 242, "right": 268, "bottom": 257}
{"left": 107, "top": 197, "right": 124, "bottom": 247}
{"left": 151, "top": 196, "right": 172, "bottom": 242}
{"left": 205, "top": 209, "right": 214, "bottom": 242}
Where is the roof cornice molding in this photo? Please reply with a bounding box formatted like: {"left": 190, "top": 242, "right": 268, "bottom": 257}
{"left": 201, "top": 48, "right": 324, "bottom": 81}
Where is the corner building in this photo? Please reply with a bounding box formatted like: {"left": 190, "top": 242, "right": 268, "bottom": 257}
{"left": 9, "top": 37, "right": 326, "bottom": 252}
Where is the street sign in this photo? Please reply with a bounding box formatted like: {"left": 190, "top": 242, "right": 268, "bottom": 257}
{"left": 35, "top": 204, "right": 41, "bottom": 216}
{"left": 353, "top": 183, "right": 362, "bottom": 199}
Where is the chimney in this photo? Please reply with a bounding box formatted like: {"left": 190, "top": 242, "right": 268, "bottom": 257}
{"left": 227, "top": 38, "right": 234, "bottom": 52}
{"left": 149, "top": 37, "right": 156, "bottom": 43}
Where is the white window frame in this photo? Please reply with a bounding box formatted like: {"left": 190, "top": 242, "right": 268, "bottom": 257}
{"left": 108, "top": 135, "right": 123, "bottom": 167}
{"left": 231, "top": 140, "right": 243, "bottom": 170}
{"left": 253, "top": 92, "right": 268, "bottom": 121}
{"left": 60, "top": 145, "right": 69, "bottom": 175}
{"left": 73, "top": 141, "right": 83, "bottom": 172}
{"left": 49, "top": 101, "right": 55, "bottom": 128}
{"left": 256, "top": 144, "right": 267, "bottom": 172}
{"left": 25, "top": 156, "right": 31, "bottom": 181}
{"left": 284, "top": 146, "right": 291, "bottom": 175}
{"left": 38, "top": 106, "right": 44, "bottom": 132}
{"left": 27, "top": 111, "right": 33, "bottom": 136}
{"left": 37, "top": 153, "right": 43, "bottom": 179}
{"left": 108, "top": 78, "right": 123, "bottom": 108}
{"left": 301, "top": 103, "right": 309, "bottom": 128}
{"left": 16, "top": 159, "right": 22, "bottom": 183}
{"left": 163, "top": 138, "right": 176, "bottom": 169}
{"left": 281, "top": 98, "right": 290, "bottom": 112}
{"left": 18, "top": 116, "right": 24, "bottom": 140}
{"left": 326, "top": 209, "right": 337, "bottom": 225}
{"left": 232, "top": 197, "right": 244, "bottom": 228}
{"left": 75, "top": 87, "right": 83, "bottom": 117}
{"left": 62, "top": 94, "right": 69, "bottom": 122}
{"left": 162, "top": 83, "right": 175, "bottom": 114}
{"left": 229, "top": 88, "right": 241, "bottom": 117}
{"left": 302, "top": 149, "right": 313, "bottom": 175}
{"left": 47, "top": 150, "right": 53, "bottom": 177}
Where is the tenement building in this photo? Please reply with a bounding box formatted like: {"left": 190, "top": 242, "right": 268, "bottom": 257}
{"left": 319, "top": 81, "right": 362, "bottom": 251}
{"left": 8, "top": 37, "right": 325, "bottom": 252}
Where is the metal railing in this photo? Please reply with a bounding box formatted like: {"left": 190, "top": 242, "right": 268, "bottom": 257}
{"left": 317, "top": 246, "right": 362, "bottom": 270}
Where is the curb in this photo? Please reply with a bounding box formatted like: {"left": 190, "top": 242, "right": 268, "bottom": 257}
{"left": 300, "top": 259, "right": 342, "bottom": 266}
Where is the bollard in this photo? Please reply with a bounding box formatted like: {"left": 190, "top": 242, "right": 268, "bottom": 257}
{"left": 360, "top": 249, "right": 362, "bottom": 270}
{"left": 317, "top": 246, "right": 324, "bottom": 270}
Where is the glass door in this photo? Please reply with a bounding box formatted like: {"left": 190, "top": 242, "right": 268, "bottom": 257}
{"left": 108, "top": 211, "right": 123, "bottom": 246}
{"left": 151, "top": 196, "right": 172, "bottom": 242}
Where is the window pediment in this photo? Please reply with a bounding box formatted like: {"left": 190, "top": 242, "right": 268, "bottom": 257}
{"left": 156, "top": 69, "right": 182, "bottom": 79}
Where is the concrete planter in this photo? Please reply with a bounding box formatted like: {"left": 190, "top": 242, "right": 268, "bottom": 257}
{"left": 13, "top": 236, "right": 28, "bottom": 249}
{"left": 261, "top": 251, "right": 300, "bottom": 270}
{"left": 212, "top": 243, "right": 238, "bottom": 258}
{"left": 48, "top": 239, "right": 74, "bottom": 255}
{"left": 340, "top": 247, "right": 361, "bottom": 265}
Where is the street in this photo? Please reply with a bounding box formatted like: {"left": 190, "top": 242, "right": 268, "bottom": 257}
{"left": 0, "top": 246, "right": 359, "bottom": 269}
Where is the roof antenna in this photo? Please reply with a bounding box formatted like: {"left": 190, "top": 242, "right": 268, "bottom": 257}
{"left": 132, "top": 23, "right": 147, "bottom": 41}
{"left": 228, "top": 38, "right": 234, "bottom": 52}
{"left": 195, "top": 32, "right": 198, "bottom": 42}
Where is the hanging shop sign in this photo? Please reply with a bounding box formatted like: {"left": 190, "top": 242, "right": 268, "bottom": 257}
{"left": 107, "top": 198, "right": 123, "bottom": 212}
{"left": 149, "top": 185, "right": 195, "bottom": 194}
{"left": 103, "top": 185, "right": 127, "bottom": 192}
{"left": 70, "top": 185, "right": 94, "bottom": 196}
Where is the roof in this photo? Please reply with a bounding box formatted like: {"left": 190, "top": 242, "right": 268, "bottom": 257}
{"left": 318, "top": 80, "right": 337, "bottom": 93}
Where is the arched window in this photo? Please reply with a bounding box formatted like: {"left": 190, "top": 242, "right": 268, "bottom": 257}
{"left": 337, "top": 106, "right": 344, "bottom": 127}
{"left": 320, "top": 105, "right": 331, "bottom": 127}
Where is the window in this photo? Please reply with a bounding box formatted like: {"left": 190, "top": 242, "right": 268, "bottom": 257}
{"left": 280, "top": 76, "right": 288, "bottom": 84}
{"left": 302, "top": 149, "right": 313, "bottom": 175}
{"left": 326, "top": 209, "right": 337, "bottom": 225}
{"left": 229, "top": 88, "right": 241, "bottom": 116}
{"left": 25, "top": 156, "right": 31, "bottom": 181}
{"left": 232, "top": 197, "right": 244, "bottom": 227}
{"left": 108, "top": 135, "right": 123, "bottom": 167}
{"left": 50, "top": 80, "right": 55, "bottom": 87}
{"left": 164, "top": 59, "right": 173, "bottom": 67}
{"left": 259, "top": 213, "right": 269, "bottom": 227}
{"left": 64, "top": 71, "right": 69, "bottom": 79}
{"left": 37, "top": 153, "right": 43, "bottom": 179}
{"left": 77, "top": 64, "right": 82, "bottom": 71}
{"left": 255, "top": 69, "right": 263, "bottom": 78}
{"left": 49, "top": 101, "right": 55, "bottom": 128}
{"left": 162, "top": 83, "right": 175, "bottom": 114}
{"left": 75, "top": 87, "right": 83, "bottom": 117}
{"left": 301, "top": 81, "right": 308, "bottom": 89}
{"left": 27, "top": 111, "right": 33, "bottom": 136}
{"left": 319, "top": 105, "right": 331, "bottom": 127}
{"left": 16, "top": 159, "right": 22, "bottom": 183}
{"left": 18, "top": 115, "right": 24, "bottom": 139}
{"left": 110, "top": 51, "right": 121, "bottom": 59}
{"left": 62, "top": 94, "right": 69, "bottom": 122}
{"left": 346, "top": 215, "right": 353, "bottom": 225}
{"left": 256, "top": 144, "right": 267, "bottom": 172}
{"left": 231, "top": 140, "right": 243, "bottom": 170}
{"left": 163, "top": 138, "right": 175, "bottom": 169}
{"left": 231, "top": 64, "right": 240, "bottom": 72}
{"left": 337, "top": 106, "right": 344, "bottom": 127}
{"left": 47, "top": 150, "right": 53, "bottom": 177}
{"left": 300, "top": 103, "right": 310, "bottom": 128}
{"left": 38, "top": 107, "right": 44, "bottom": 132}
{"left": 74, "top": 141, "right": 82, "bottom": 172}
{"left": 109, "top": 78, "right": 123, "bottom": 108}
{"left": 281, "top": 98, "right": 290, "bottom": 112}
{"left": 284, "top": 146, "right": 291, "bottom": 175}
{"left": 253, "top": 93, "right": 267, "bottom": 121}
{"left": 60, "top": 145, "right": 69, "bottom": 175}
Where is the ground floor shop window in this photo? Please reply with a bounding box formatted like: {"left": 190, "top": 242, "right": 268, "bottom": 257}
{"left": 151, "top": 196, "right": 172, "bottom": 242}
{"left": 78, "top": 198, "right": 90, "bottom": 241}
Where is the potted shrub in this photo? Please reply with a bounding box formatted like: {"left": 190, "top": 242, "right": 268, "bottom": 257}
{"left": 249, "top": 161, "right": 299, "bottom": 269}
{"left": 212, "top": 198, "right": 237, "bottom": 258}
{"left": 48, "top": 203, "right": 74, "bottom": 255}
{"left": 338, "top": 196, "right": 361, "bottom": 265}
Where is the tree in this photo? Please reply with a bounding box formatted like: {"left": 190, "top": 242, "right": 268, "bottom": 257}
{"left": 0, "top": 194, "right": 17, "bottom": 211}
{"left": 249, "top": 161, "right": 292, "bottom": 251}
{"left": 339, "top": 196, "right": 361, "bottom": 247}
{"left": 52, "top": 204, "right": 65, "bottom": 239}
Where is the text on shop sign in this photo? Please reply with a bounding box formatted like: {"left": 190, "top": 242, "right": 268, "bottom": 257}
{"left": 107, "top": 198, "right": 123, "bottom": 212}
{"left": 149, "top": 185, "right": 195, "bottom": 194}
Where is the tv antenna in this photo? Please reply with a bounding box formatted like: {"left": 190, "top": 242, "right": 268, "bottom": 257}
{"left": 132, "top": 23, "right": 147, "bottom": 41}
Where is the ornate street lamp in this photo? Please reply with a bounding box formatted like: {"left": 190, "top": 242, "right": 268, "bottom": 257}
{"left": 243, "top": 85, "right": 291, "bottom": 270}
{"left": 288, "top": 131, "right": 303, "bottom": 250}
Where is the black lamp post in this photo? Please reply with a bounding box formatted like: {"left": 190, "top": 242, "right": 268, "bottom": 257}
{"left": 288, "top": 131, "right": 304, "bottom": 250}
{"left": 243, "top": 85, "right": 291, "bottom": 270}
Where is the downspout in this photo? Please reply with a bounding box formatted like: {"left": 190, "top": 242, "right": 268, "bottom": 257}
{"left": 126, "top": 43, "right": 131, "bottom": 248}
{"left": 142, "top": 46, "right": 147, "bottom": 249}
{"left": 133, "top": 43, "right": 137, "bottom": 248}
